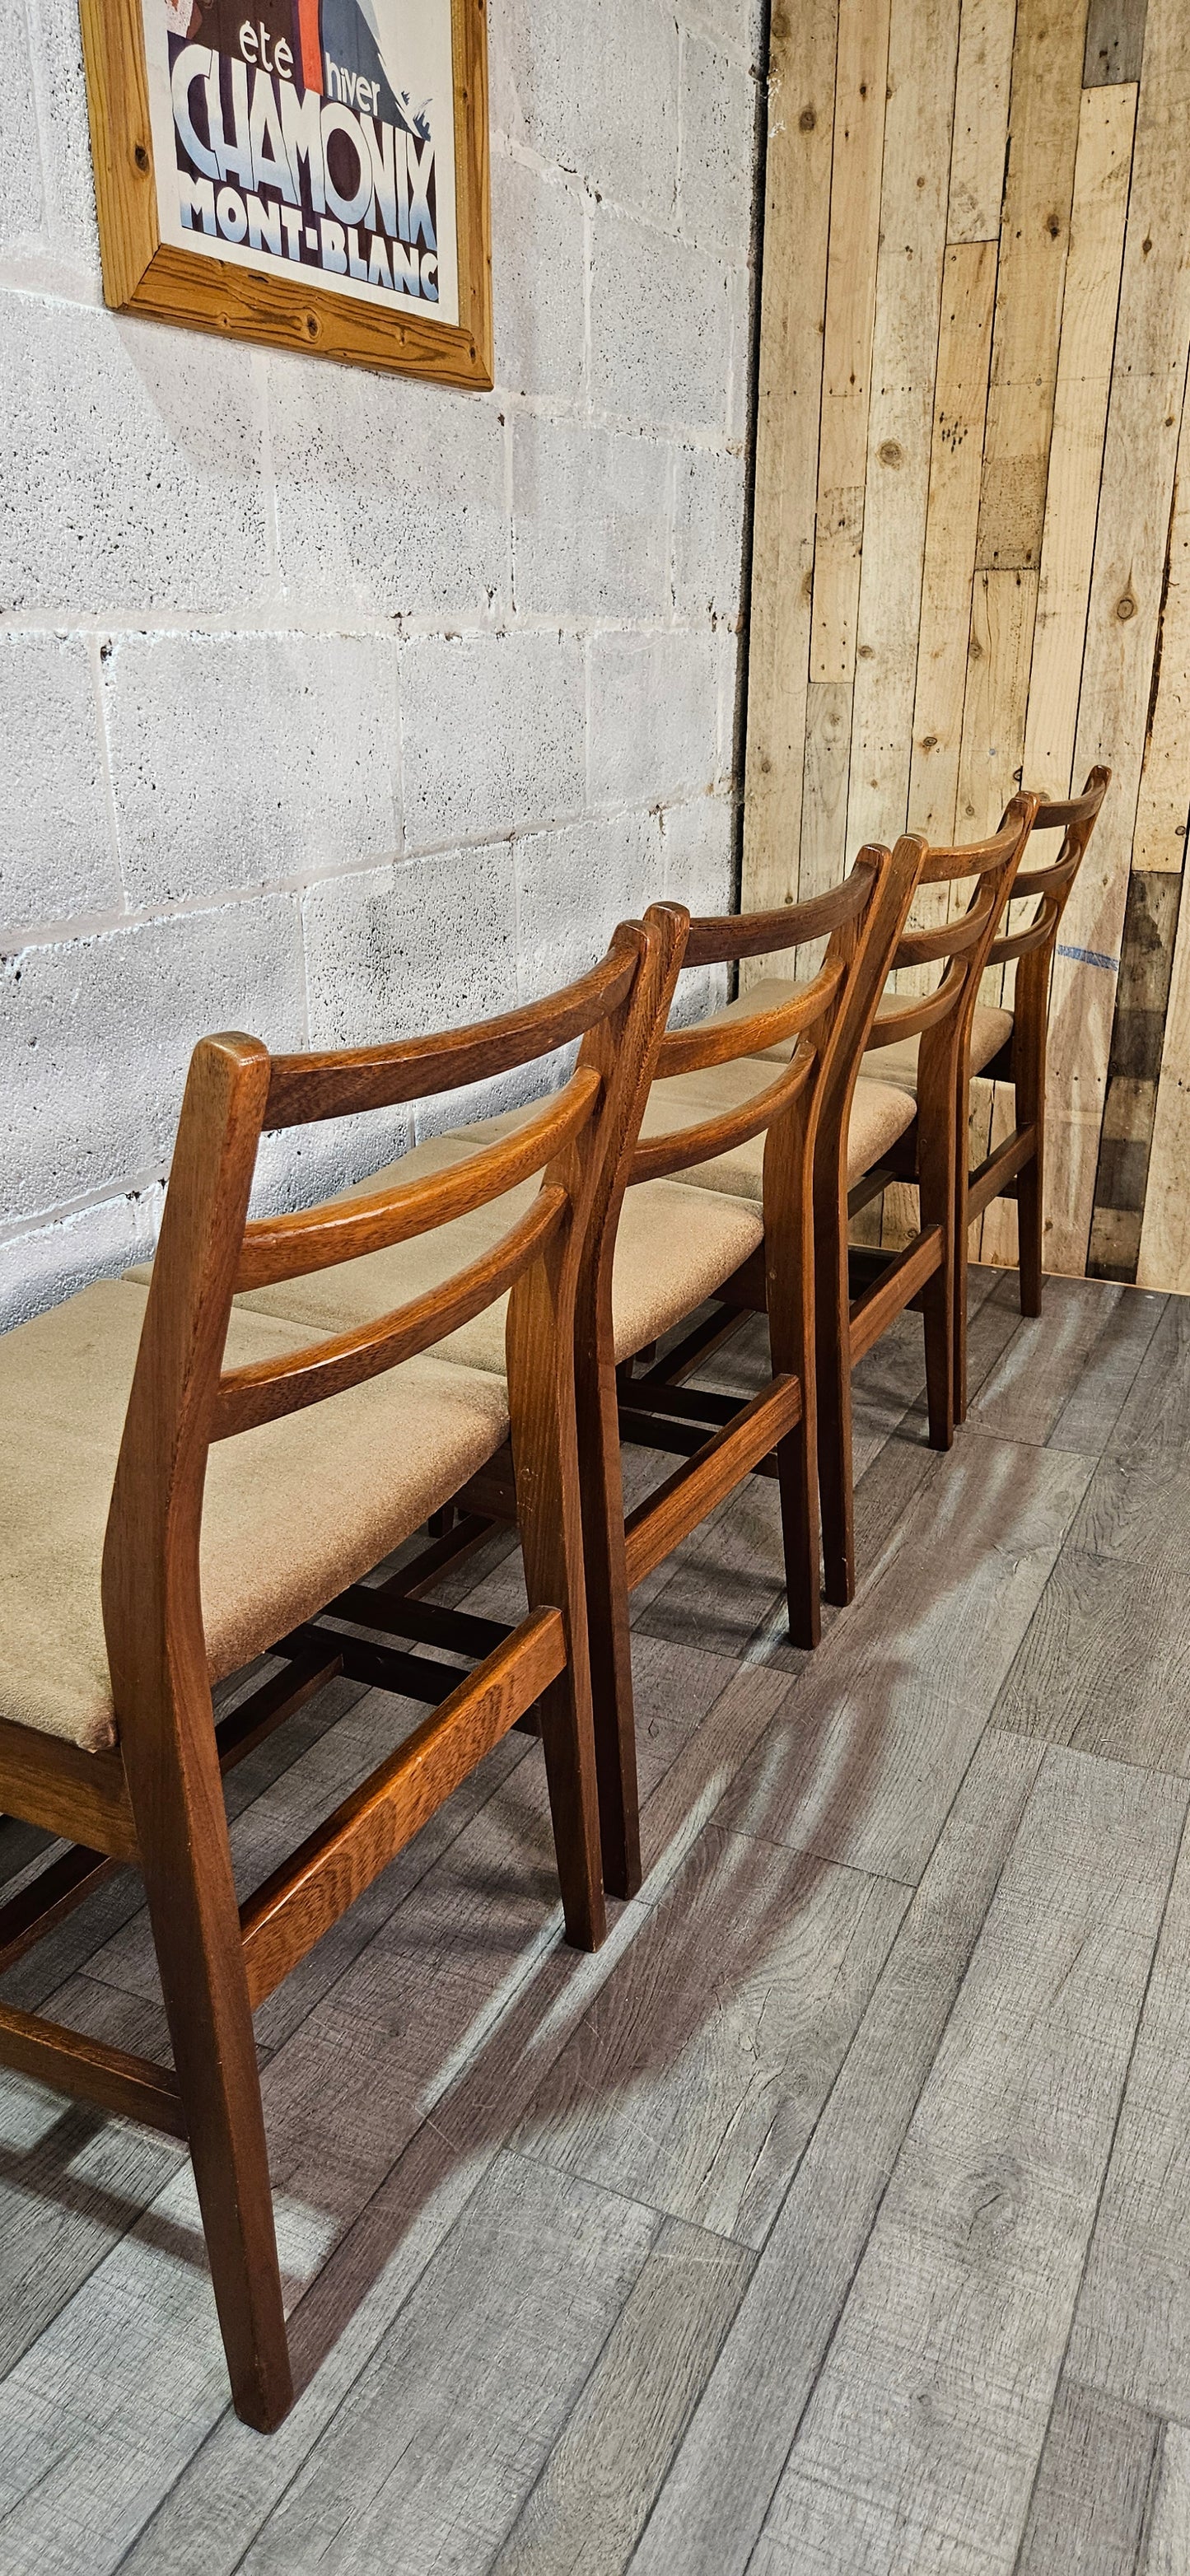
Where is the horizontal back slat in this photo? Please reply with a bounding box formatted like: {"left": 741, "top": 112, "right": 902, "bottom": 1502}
{"left": 632, "top": 1043, "right": 815, "bottom": 1187}
{"left": 917, "top": 809, "right": 1029, "bottom": 886}
{"left": 656, "top": 955, "right": 844, "bottom": 1081}
{"left": 237, "top": 1066, "right": 600, "bottom": 1292}
{"left": 894, "top": 886, "right": 996, "bottom": 971}
{"left": 865, "top": 959, "right": 966, "bottom": 1048}
{"left": 1034, "top": 768, "right": 1110, "bottom": 833}
{"left": 989, "top": 893, "right": 1062, "bottom": 968}
{"left": 216, "top": 1189, "right": 567, "bottom": 1436}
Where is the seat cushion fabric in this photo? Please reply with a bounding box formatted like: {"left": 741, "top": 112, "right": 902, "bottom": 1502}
{"left": 863, "top": 999, "right": 1015, "bottom": 1097}
{"left": 0, "top": 1279, "right": 509, "bottom": 1754}
{"left": 240, "top": 1138, "right": 764, "bottom": 1374}
{"left": 639, "top": 1060, "right": 917, "bottom": 1199}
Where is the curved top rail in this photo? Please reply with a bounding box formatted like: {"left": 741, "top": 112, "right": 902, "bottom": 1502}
{"left": 1034, "top": 765, "right": 1111, "bottom": 834}
{"left": 263, "top": 938, "right": 641, "bottom": 1131}
{"left": 917, "top": 792, "right": 1038, "bottom": 885}
{"left": 681, "top": 852, "right": 881, "bottom": 970}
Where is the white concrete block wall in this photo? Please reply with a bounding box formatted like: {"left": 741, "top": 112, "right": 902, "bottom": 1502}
{"left": 0, "top": 0, "right": 764, "bottom": 1328}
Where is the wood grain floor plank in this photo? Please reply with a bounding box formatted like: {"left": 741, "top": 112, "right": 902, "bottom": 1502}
{"left": 489, "top": 2215, "right": 753, "bottom": 2576}
{"left": 1068, "top": 1439, "right": 1190, "bottom": 1581}
{"left": 746, "top": 1746, "right": 1187, "bottom": 2575}
{"left": 1104, "top": 1290, "right": 1190, "bottom": 1453}
{"left": 1066, "top": 1806, "right": 1190, "bottom": 2418}
{"left": 516, "top": 1823, "right": 911, "bottom": 2247}
{"left": 1045, "top": 1286, "right": 1166, "bottom": 1454}
{"left": 1, "top": 1276, "right": 1181, "bottom": 2576}
{"left": 715, "top": 1440, "right": 1094, "bottom": 1882}
{"left": 627, "top": 1729, "right": 1044, "bottom": 2576}
{"left": 995, "top": 1548, "right": 1190, "bottom": 1773}
{"left": 1141, "top": 2420, "right": 1190, "bottom": 2573}
{"left": 236, "top": 2155, "right": 659, "bottom": 2576}
{"left": 1013, "top": 2378, "right": 1161, "bottom": 2574}
{"left": 112, "top": 1906, "right": 653, "bottom": 2576}
{"left": 0, "top": 2060, "right": 184, "bottom": 2383}
{"left": 964, "top": 1276, "right": 1134, "bottom": 1447}
{"left": 635, "top": 1660, "right": 797, "bottom": 1903}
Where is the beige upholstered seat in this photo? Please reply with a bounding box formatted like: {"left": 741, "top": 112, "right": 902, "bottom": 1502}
{"left": 0, "top": 1278, "right": 511, "bottom": 1753}
{"left": 701, "top": 974, "right": 1013, "bottom": 1094}
{"left": 635, "top": 1055, "right": 917, "bottom": 1202}
{"left": 235, "top": 1127, "right": 764, "bottom": 1374}
{"left": 862, "top": 998, "right": 1014, "bottom": 1095}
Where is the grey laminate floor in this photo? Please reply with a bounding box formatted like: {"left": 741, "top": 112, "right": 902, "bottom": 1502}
{"left": 2, "top": 1266, "right": 1189, "bottom": 2574}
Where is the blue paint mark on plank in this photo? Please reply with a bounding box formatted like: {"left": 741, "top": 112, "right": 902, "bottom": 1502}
{"left": 1057, "top": 943, "right": 1119, "bottom": 973}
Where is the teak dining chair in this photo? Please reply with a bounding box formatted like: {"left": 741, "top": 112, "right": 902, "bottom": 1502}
{"left": 657, "top": 800, "right": 1036, "bottom": 1608}
{"left": 579, "top": 844, "right": 920, "bottom": 1894}
{"left": 346, "top": 854, "right": 914, "bottom": 1903}
{"left": 0, "top": 926, "right": 666, "bottom": 2432}
{"left": 954, "top": 767, "right": 1110, "bottom": 1407}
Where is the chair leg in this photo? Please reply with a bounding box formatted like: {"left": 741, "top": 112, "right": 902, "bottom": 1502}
{"left": 919, "top": 1059, "right": 956, "bottom": 1454}
{"left": 775, "top": 1412, "right": 822, "bottom": 1649}
{"left": 954, "top": 1160, "right": 973, "bottom": 1426}
{"left": 922, "top": 1261, "right": 955, "bottom": 1451}
{"left": 814, "top": 1201, "right": 856, "bottom": 1609}
{"left": 575, "top": 1353, "right": 642, "bottom": 1899}
{"left": 127, "top": 1720, "right": 292, "bottom": 2433}
{"left": 1017, "top": 1141, "right": 1043, "bottom": 1316}
{"left": 508, "top": 1262, "right": 607, "bottom": 1951}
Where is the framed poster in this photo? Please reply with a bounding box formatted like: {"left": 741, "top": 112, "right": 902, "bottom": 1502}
{"left": 79, "top": 0, "right": 492, "bottom": 386}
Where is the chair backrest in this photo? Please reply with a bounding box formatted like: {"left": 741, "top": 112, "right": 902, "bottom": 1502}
{"left": 864, "top": 792, "right": 1039, "bottom": 1079}
{"left": 629, "top": 844, "right": 922, "bottom": 1195}
{"left": 987, "top": 766, "right": 1111, "bottom": 970}
{"left": 100, "top": 921, "right": 676, "bottom": 1709}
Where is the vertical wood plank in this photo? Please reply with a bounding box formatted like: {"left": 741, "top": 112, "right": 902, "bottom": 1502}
{"left": 747, "top": 1748, "right": 1188, "bottom": 2574}
{"left": 1044, "top": 0, "right": 1190, "bottom": 1274}
{"left": 947, "top": 0, "right": 1017, "bottom": 244}
{"left": 1137, "top": 868, "right": 1190, "bottom": 1291}
{"left": 1132, "top": 387, "right": 1190, "bottom": 870}
{"left": 740, "top": 0, "right": 838, "bottom": 936}
{"left": 906, "top": 240, "right": 998, "bottom": 846}
{"left": 809, "top": 0, "right": 893, "bottom": 689}
{"left": 1021, "top": 81, "right": 1139, "bottom": 791}
{"left": 845, "top": 0, "right": 962, "bottom": 856}
{"left": 955, "top": 565, "right": 1038, "bottom": 837}
{"left": 1088, "top": 868, "right": 1185, "bottom": 1279}
{"left": 975, "top": 0, "right": 1090, "bottom": 576}
{"left": 799, "top": 679, "right": 853, "bottom": 896}
{"left": 1084, "top": 0, "right": 1149, "bottom": 85}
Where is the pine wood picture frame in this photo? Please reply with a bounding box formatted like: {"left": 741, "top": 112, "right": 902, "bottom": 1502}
{"left": 79, "top": 0, "right": 492, "bottom": 388}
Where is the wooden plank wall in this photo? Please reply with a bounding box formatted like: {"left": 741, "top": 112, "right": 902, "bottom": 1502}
{"left": 743, "top": 0, "right": 1190, "bottom": 1290}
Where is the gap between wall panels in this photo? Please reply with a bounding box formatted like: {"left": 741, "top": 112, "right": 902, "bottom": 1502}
{"left": 742, "top": 0, "right": 1190, "bottom": 1293}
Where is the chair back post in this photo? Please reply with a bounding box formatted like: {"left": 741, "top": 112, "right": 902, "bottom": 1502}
{"left": 811, "top": 838, "right": 926, "bottom": 1206}
{"left": 100, "top": 1028, "right": 292, "bottom": 2435}
{"left": 562, "top": 903, "right": 691, "bottom": 1899}
{"left": 1002, "top": 763, "right": 1112, "bottom": 1070}
{"left": 905, "top": 794, "right": 1034, "bottom": 1444}
{"left": 911, "top": 789, "right": 1038, "bottom": 1129}
{"left": 763, "top": 842, "right": 912, "bottom": 1463}
{"left": 805, "top": 837, "right": 924, "bottom": 1608}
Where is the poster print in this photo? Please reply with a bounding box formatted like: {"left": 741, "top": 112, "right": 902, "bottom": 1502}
{"left": 79, "top": 0, "right": 492, "bottom": 385}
